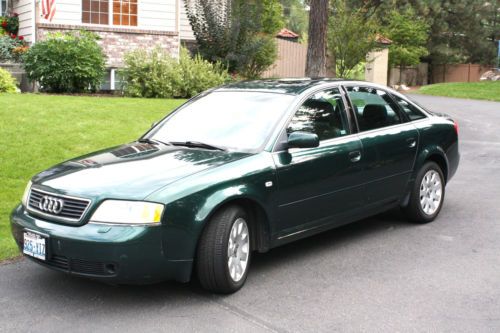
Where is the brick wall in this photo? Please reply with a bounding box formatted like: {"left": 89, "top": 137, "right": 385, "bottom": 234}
{"left": 37, "top": 23, "right": 180, "bottom": 67}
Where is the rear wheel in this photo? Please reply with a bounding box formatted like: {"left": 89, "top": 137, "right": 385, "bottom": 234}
{"left": 196, "top": 205, "right": 251, "bottom": 293}
{"left": 403, "top": 162, "right": 445, "bottom": 223}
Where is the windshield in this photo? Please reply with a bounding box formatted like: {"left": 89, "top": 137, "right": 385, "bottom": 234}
{"left": 148, "top": 91, "right": 295, "bottom": 152}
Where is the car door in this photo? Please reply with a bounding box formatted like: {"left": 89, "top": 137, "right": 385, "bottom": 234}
{"left": 344, "top": 85, "right": 418, "bottom": 207}
{"left": 272, "top": 87, "right": 366, "bottom": 237}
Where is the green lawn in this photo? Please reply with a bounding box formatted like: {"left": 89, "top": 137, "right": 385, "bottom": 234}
{"left": 417, "top": 81, "right": 500, "bottom": 102}
{"left": 0, "top": 94, "right": 184, "bottom": 261}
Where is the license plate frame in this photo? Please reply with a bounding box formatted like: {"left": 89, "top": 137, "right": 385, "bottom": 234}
{"left": 23, "top": 231, "right": 47, "bottom": 261}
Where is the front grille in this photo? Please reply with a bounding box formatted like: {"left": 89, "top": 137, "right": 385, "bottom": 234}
{"left": 42, "top": 255, "right": 116, "bottom": 276}
{"left": 28, "top": 188, "right": 91, "bottom": 223}
{"left": 71, "top": 258, "right": 111, "bottom": 276}
{"left": 49, "top": 255, "right": 70, "bottom": 270}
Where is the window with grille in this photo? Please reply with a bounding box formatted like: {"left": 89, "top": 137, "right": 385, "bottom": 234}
{"left": 82, "top": 0, "right": 138, "bottom": 26}
{"left": 82, "top": 0, "right": 109, "bottom": 25}
{"left": 113, "top": 0, "right": 138, "bottom": 26}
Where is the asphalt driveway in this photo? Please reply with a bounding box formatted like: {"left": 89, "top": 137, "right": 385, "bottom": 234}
{"left": 1, "top": 94, "right": 500, "bottom": 332}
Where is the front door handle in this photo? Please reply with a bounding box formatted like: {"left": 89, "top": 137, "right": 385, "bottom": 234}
{"left": 349, "top": 150, "right": 361, "bottom": 162}
{"left": 407, "top": 138, "right": 417, "bottom": 148}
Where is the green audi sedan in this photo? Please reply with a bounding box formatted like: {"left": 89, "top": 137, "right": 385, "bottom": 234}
{"left": 11, "top": 79, "right": 459, "bottom": 293}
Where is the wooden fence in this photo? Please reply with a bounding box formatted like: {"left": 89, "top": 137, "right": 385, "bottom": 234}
{"left": 389, "top": 64, "right": 429, "bottom": 86}
{"left": 431, "top": 64, "right": 493, "bottom": 83}
{"left": 262, "top": 38, "right": 307, "bottom": 78}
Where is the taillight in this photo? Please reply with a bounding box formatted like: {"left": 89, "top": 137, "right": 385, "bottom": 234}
{"left": 453, "top": 121, "right": 459, "bottom": 135}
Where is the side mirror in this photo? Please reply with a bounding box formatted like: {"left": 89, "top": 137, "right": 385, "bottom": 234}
{"left": 287, "top": 131, "right": 319, "bottom": 149}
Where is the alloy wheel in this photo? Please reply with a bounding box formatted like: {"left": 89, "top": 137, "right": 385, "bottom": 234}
{"left": 227, "top": 218, "right": 250, "bottom": 282}
{"left": 419, "top": 170, "right": 443, "bottom": 215}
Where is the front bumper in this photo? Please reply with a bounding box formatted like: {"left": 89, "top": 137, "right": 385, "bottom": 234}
{"left": 10, "top": 204, "right": 193, "bottom": 284}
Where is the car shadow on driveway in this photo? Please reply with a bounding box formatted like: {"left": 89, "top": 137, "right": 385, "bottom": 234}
{"left": 15, "top": 208, "right": 415, "bottom": 302}
{"left": 248, "top": 208, "right": 416, "bottom": 277}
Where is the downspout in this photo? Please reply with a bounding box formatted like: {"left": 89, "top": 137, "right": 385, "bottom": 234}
{"left": 32, "top": 0, "right": 38, "bottom": 44}
{"left": 176, "top": 0, "right": 181, "bottom": 59}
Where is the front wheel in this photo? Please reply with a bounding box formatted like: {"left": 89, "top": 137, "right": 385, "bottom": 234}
{"left": 196, "top": 205, "right": 251, "bottom": 293}
{"left": 403, "top": 162, "right": 445, "bottom": 223}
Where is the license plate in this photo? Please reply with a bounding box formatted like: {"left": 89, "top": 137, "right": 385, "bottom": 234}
{"left": 23, "top": 231, "right": 46, "bottom": 261}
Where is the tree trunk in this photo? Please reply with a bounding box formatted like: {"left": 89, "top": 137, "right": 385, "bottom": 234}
{"left": 305, "top": 0, "right": 329, "bottom": 77}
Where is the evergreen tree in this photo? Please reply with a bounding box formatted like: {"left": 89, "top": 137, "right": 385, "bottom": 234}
{"left": 185, "top": 0, "right": 283, "bottom": 77}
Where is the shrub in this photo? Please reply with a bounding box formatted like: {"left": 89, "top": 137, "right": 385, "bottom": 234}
{"left": 23, "top": 31, "right": 106, "bottom": 93}
{"left": 177, "top": 48, "right": 231, "bottom": 97}
{"left": 0, "top": 67, "right": 18, "bottom": 93}
{"left": 122, "top": 47, "right": 230, "bottom": 98}
{"left": 236, "top": 35, "right": 277, "bottom": 79}
{"left": 0, "top": 35, "right": 26, "bottom": 62}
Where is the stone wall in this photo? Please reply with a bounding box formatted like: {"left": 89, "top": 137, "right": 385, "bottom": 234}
{"left": 37, "top": 23, "right": 180, "bottom": 67}
{"left": 0, "top": 63, "right": 34, "bottom": 92}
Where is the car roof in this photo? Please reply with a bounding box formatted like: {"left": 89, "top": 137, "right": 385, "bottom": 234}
{"left": 215, "top": 78, "right": 349, "bottom": 95}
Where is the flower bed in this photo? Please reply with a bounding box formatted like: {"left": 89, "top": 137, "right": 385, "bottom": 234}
{"left": 0, "top": 13, "right": 28, "bottom": 62}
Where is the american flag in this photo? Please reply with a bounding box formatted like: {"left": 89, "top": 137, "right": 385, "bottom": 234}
{"left": 41, "top": 0, "right": 56, "bottom": 22}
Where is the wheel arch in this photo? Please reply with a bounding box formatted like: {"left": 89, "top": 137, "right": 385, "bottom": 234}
{"left": 197, "top": 195, "right": 273, "bottom": 255}
{"left": 414, "top": 146, "right": 449, "bottom": 183}
{"left": 426, "top": 153, "right": 448, "bottom": 183}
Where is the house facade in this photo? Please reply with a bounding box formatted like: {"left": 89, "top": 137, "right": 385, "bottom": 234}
{"left": 8, "top": 0, "right": 195, "bottom": 89}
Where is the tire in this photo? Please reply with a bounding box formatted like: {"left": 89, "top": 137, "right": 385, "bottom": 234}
{"left": 403, "top": 161, "right": 445, "bottom": 223}
{"left": 196, "top": 205, "right": 251, "bottom": 294}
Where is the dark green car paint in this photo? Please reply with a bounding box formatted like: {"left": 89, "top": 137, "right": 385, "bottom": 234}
{"left": 11, "top": 79, "right": 459, "bottom": 283}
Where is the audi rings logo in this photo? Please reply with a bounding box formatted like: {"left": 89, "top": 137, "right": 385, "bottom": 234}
{"left": 39, "top": 196, "right": 65, "bottom": 214}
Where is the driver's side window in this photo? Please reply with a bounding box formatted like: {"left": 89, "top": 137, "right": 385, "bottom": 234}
{"left": 287, "top": 88, "right": 349, "bottom": 142}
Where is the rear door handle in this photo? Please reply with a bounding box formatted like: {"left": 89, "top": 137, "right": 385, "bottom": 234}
{"left": 407, "top": 138, "right": 416, "bottom": 148}
{"left": 349, "top": 150, "right": 361, "bottom": 162}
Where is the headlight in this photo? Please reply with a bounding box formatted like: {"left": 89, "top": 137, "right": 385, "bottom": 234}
{"left": 90, "top": 200, "right": 164, "bottom": 225}
{"left": 21, "top": 180, "right": 32, "bottom": 207}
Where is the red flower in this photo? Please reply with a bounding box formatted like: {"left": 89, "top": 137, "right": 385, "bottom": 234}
{"left": 18, "top": 36, "right": 24, "bottom": 40}
{"left": 10, "top": 33, "right": 17, "bottom": 39}
{"left": 1, "top": 21, "right": 7, "bottom": 28}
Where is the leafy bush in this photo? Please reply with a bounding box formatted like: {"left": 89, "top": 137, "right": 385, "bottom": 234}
{"left": 0, "top": 67, "right": 18, "bottom": 93}
{"left": 177, "top": 48, "right": 231, "bottom": 97}
{"left": 122, "top": 47, "right": 230, "bottom": 98}
{"left": 23, "top": 31, "right": 106, "bottom": 93}
{"left": 0, "top": 35, "right": 26, "bottom": 62}
{"left": 236, "top": 35, "right": 277, "bottom": 79}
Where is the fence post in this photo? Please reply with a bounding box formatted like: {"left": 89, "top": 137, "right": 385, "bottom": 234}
{"left": 468, "top": 63, "right": 471, "bottom": 82}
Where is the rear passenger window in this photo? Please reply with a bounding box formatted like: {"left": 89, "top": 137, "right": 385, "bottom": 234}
{"left": 346, "top": 86, "right": 401, "bottom": 132}
{"left": 393, "top": 95, "right": 427, "bottom": 121}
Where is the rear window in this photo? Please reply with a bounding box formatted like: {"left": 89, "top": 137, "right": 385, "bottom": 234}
{"left": 393, "top": 95, "right": 427, "bottom": 121}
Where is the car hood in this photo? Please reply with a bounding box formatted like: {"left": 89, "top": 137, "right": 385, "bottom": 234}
{"left": 32, "top": 142, "right": 251, "bottom": 201}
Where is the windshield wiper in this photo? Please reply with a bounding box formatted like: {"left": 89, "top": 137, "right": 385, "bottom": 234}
{"left": 137, "top": 138, "right": 170, "bottom": 146}
{"left": 169, "top": 141, "right": 226, "bottom": 151}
